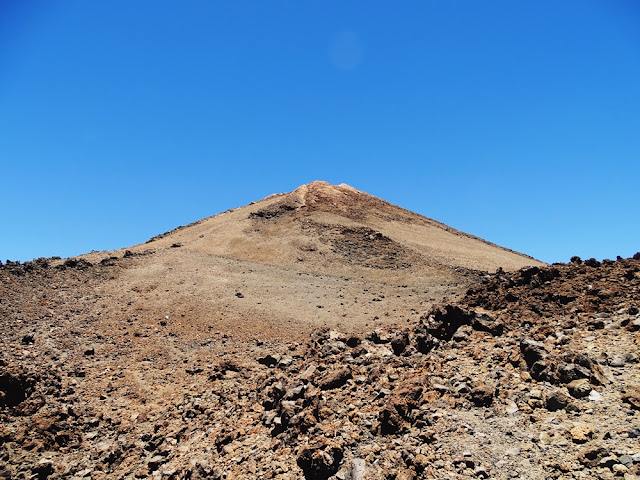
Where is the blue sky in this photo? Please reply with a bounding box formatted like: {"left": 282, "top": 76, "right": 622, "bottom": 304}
{"left": 1, "top": 1, "right": 639, "bottom": 264}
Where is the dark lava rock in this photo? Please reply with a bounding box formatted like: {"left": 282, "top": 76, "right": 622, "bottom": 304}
{"left": 262, "top": 381, "right": 286, "bottom": 410}
{"left": 297, "top": 440, "right": 343, "bottom": 480}
{"left": 390, "top": 332, "right": 409, "bottom": 355}
{"left": 469, "top": 384, "right": 495, "bottom": 407}
{"left": 559, "top": 353, "right": 605, "bottom": 385}
{"left": 557, "top": 362, "right": 593, "bottom": 384}
{"left": 370, "top": 329, "right": 393, "bottom": 344}
{"left": 413, "top": 328, "right": 437, "bottom": 354}
{"left": 423, "top": 305, "right": 473, "bottom": 341}
{"left": 345, "top": 335, "right": 361, "bottom": 348}
{"left": 100, "top": 256, "right": 119, "bottom": 266}
{"left": 472, "top": 313, "right": 504, "bottom": 336}
{"left": 60, "top": 258, "right": 93, "bottom": 270}
{"left": 0, "top": 369, "right": 36, "bottom": 407}
{"left": 148, "top": 455, "right": 165, "bottom": 471}
{"left": 250, "top": 202, "right": 296, "bottom": 220}
{"left": 628, "top": 428, "right": 640, "bottom": 438}
{"left": 579, "top": 444, "right": 609, "bottom": 467}
{"left": 520, "top": 338, "right": 548, "bottom": 368}
{"left": 258, "top": 354, "right": 280, "bottom": 367}
{"left": 379, "top": 403, "right": 404, "bottom": 435}
{"left": 584, "top": 258, "right": 601, "bottom": 267}
{"left": 32, "top": 459, "right": 54, "bottom": 480}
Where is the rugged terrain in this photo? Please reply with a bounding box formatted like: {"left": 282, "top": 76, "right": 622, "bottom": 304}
{"left": 1, "top": 182, "right": 638, "bottom": 479}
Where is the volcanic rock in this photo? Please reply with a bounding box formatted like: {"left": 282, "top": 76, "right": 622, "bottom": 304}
{"left": 2, "top": 183, "right": 640, "bottom": 479}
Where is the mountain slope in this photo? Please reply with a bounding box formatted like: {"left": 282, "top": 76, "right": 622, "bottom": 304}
{"left": 143, "top": 181, "right": 539, "bottom": 273}
{"left": 72, "top": 181, "right": 543, "bottom": 339}
{"left": 2, "top": 223, "right": 638, "bottom": 479}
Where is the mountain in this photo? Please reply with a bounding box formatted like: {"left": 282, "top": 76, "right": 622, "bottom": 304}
{"left": 14, "top": 182, "right": 637, "bottom": 480}
{"left": 71, "top": 180, "right": 543, "bottom": 339}
{"left": 145, "top": 180, "right": 539, "bottom": 272}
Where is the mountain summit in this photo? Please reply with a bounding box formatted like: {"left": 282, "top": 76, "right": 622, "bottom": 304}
{"left": 143, "top": 180, "right": 540, "bottom": 274}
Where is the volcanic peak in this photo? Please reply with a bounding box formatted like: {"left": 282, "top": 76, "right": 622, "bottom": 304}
{"left": 269, "top": 180, "right": 410, "bottom": 222}
{"left": 292, "top": 180, "right": 360, "bottom": 199}
{"left": 139, "top": 180, "right": 542, "bottom": 275}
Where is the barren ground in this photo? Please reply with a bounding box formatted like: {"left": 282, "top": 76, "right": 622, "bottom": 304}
{"left": 3, "top": 182, "right": 637, "bottom": 480}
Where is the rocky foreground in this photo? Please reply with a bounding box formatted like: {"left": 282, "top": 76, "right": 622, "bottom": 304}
{"left": 1, "top": 254, "right": 640, "bottom": 479}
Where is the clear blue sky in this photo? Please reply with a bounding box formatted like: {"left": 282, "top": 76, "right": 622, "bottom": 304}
{"left": 2, "top": 1, "right": 639, "bottom": 264}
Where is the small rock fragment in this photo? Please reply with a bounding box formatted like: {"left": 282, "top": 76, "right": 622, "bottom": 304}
{"left": 622, "top": 386, "right": 640, "bottom": 410}
{"left": 588, "top": 389, "right": 603, "bottom": 402}
{"left": 258, "top": 354, "right": 280, "bottom": 367}
{"left": 469, "top": 384, "right": 495, "bottom": 407}
{"left": 609, "top": 356, "right": 626, "bottom": 367}
{"left": 546, "top": 391, "right": 570, "bottom": 411}
{"left": 297, "top": 440, "right": 343, "bottom": 480}
{"left": 619, "top": 455, "right": 634, "bottom": 467}
{"left": 32, "top": 459, "right": 54, "bottom": 479}
{"left": 472, "top": 313, "right": 504, "bottom": 336}
{"left": 567, "top": 379, "right": 592, "bottom": 398}
{"left": 612, "top": 463, "right": 628, "bottom": 475}
{"left": 390, "top": 332, "right": 409, "bottom": 355}
{"left": 349, "top": 458, "right": 366, "bottom": 480}
{"left": 345, "top": 335, "right": 361, "bottom": 348}
{"left": 318, "top": 368, "right": 351, "bottom": 390}
{"left": 627, "top": 428, "right": 640, "bottom": 438}
{"left": 570, "top": 424, "right": 595, "bottom": 443}
{"left": 148, "top": 455, "right": 165, "bottom": 471}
